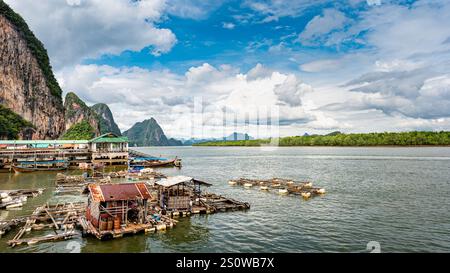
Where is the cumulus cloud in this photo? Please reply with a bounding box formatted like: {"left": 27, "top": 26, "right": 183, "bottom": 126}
{"left": 5, "top": 0, "right": 177, "bottom": 68}
{"left": 246, "top": 63, "right": 273, "bottom": 81}
{"left": 274, "top": 75, "right": 313, "bottom": 107}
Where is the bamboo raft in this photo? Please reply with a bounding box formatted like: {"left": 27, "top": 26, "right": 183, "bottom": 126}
{"left": 7, "top": 202, "right": 86, "bottom": 247}
{"left": 228, "top": 178, "right": 326, "bottom": 199}
{"left": 55, "top": 173, "right": 112, "bottom": 196}
{"left": 0, "top": 189, "right": 45, "bottom": 210}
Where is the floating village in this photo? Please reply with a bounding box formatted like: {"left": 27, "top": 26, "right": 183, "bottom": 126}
{"left": 0, "top": 133, "right": 325, "bottom": 248}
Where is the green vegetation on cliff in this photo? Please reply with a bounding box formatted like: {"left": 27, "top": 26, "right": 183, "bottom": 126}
{"left": 64, "top": 92, "right": 91, "bottom": 120}
{"left": 0, "top": 1, "right": 62, "bottom": 100}
{"left": 194, "top": 131, "right": 450, "bottom": 146}
{"left": 0, "top": 105, "right": 34, "bottom": 139}
{"left": 60, "top": 120, "right": 95, "bottom": 140}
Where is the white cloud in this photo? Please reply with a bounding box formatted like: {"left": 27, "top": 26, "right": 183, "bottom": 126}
{"left": 165, "top": 0, "right": 225, "bottom": 19}
{"left": 222, "top": 22, "right": 235, "bottom": 29}
{"left": 244, "top": 0, "right": 329, "bottom": 22}
{"left": 366, "top": 0, "right": 381, "bottom": 6}
{"left": 5, "top": 0, "right": 177, "bottom": 69}
{"left": 246, "top": 63, "right": 273, "bottom": 80}
{"left": 298, "top": 9, "right": 350, "bottom": 46}
{"left": 300, "top": 59, "right": 343, "bottom": 73}
{"left": 274, "top": 75, "right": 313, "bottom": 107}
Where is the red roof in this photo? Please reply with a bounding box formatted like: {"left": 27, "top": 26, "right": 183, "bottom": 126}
{"left": 88, "top": 183, "right": 152, "bottom": 202}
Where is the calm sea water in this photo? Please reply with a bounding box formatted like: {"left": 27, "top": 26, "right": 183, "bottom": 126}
{"left": 1, "top": 146, "right": 450, "bottom": 253}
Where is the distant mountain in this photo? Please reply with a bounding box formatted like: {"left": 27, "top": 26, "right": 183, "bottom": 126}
{"left": 225, "top": 132, "right": 253, "bottom": 141}
{"left": 90, "top": 103, "right": 121, "bottom": 136}
{"left": 178, "top": 133, "right": 253, "bottom": 145}
{"left": 180, "top": 138, "right": 216, "bottom": 146}
{"left": 122, "top": 118, "right": 182, "bottom": 146}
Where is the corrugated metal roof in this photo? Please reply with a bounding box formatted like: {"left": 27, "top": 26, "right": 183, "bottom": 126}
{"left": 90, "top": 132, "right": 128, "bottom": 143}
{"left": 155, "top": 176, "right": 193, "bottom": 187}
{"left": 88, "top": 183, "right": 152, "bottom": 202}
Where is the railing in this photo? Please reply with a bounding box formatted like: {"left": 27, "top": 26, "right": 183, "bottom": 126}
{"left": 0, "top": 149, "right": 90, "bottom": 156}
{"left": 94, "top": 149, "right": 128, "bottom": 153}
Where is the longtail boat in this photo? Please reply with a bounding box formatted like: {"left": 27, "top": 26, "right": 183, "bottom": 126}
{"left": 12, "top": 160, "right": 68, "bottom": 173}
{"left": 129, "top": 157, "right": 181, "bottom": 168}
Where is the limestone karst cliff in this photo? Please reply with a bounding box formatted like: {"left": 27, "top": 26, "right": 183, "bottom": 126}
{"left": 63, "top": 92, "right": 101, "bottom": 138}
{"left": 90, "top": 103, "right": 121, "bottom": 136}
{"left": 0, "top": 1, "right": 65, "bottom": 139}
{"left": 122, "top": 118, "right": 182, "bottom": 146}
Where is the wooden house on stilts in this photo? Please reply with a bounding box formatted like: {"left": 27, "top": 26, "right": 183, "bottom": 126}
{"left": 83, "top": 182, "right": 153, "bottom": 240}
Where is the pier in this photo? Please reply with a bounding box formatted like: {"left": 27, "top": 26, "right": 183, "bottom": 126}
{"left": 0, "top": 133, "right": 128, "bottom": 169}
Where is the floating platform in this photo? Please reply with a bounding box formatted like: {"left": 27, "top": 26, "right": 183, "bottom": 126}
{"left": 0, "top": 188, "right": 45, "bottom": 210}
{"left": 229, "top": 178, "right": 326, "bottom": 199}
{"left": 6, "top": 202, "right": 86, "bottom": 247}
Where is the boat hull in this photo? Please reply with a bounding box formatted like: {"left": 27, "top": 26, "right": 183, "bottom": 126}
{"left": 13, "top": 165, "right": 68, "bottom": 173}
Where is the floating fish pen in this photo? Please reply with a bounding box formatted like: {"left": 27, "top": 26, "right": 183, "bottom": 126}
{"left": 56, "top": 173, "right": 111, "bottom": 185}
{"left": 229, "top": 178, "right": 326, "bottom": 199}
{"left": 150, "top": 176, "right": 251, "bottom": 216}
{"left": 6, "top": 202, "right": 86, "bottom": 247}
{"left": 55, "top": 173, "right": 112, "bottom": 196}
{"left": 198, "top": 193, "right": 250, "bottom": 213}
{"left": 0, "top": 188, "right": 45, "bottom": 209}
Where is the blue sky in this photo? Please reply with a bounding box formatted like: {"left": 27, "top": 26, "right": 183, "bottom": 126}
{"left": 6, "top": 0, "right": 450, "bottom": 138}
{"left": 86, "top": 0, "right": 377, "bottom": 73}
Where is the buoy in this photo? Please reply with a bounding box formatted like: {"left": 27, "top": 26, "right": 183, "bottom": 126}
{"left": 1, "top": 196, "right": 12, "bottom": 203}
{"left": 317, "top": 188, "right": 326, "bottom": 194}
{"left": 244, "top": 183, "right": 253, "bottom": 188}
{"left": 228, "top": 181, "right": 237, "bottom": 185}
{"left": 278, "top": 189, "right": 288, "bottom": 195}
{"left": 156, "top": 223, "right": 167, "bottom": 231}
{"left": 260, "top": 186, "right": 269, "bottom": 191}
{"left": 301, "top": 192, "right": 311, "bottom": 199}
